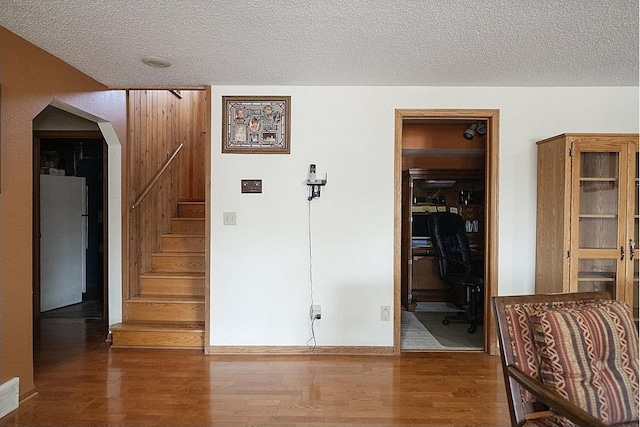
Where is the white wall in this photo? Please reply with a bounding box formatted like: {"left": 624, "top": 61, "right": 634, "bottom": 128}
{"left": 210, "top": 86, "right": 639, "bottom": 347}
{"left": 33, "top": 106, "right": 99, "bottom": 131}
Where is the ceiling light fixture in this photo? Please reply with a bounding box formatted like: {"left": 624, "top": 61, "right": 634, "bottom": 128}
{"left": 463, "top": 123, "right": 478, "bottom": 140}
{"left": 476, "top": 122, "right": 486, "bottom": 136}
{"left": 463, "top": 122, "right": 487, "bottom": 140}
{"left": 141, "top": 57, "right": 171, "bottom": 68}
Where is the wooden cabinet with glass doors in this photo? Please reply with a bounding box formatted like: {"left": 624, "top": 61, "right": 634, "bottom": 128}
{"left": 535, "top": 134, "right": 638, "bottom": 320}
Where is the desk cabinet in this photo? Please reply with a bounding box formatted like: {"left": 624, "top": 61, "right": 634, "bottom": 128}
{"left": 402, "top": 169, "right": 484, "bottom": 311}
{"left": 535, "top": 134, "right": 639, "bottom": 319}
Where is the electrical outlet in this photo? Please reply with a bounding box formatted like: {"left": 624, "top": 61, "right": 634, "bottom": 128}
{"left": 310, "top": 304, "right": 322, "bottom": 320}
{"left": 380, "top": 306, "right": 390, "bottom": 321}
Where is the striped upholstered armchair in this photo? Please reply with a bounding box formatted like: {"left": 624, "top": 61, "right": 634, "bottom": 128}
{"left": 493, "top": 292, "right": 638, "bottom": 427}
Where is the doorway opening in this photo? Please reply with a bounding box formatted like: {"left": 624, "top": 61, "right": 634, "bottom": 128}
{"left": 394, "top": 109, "right": 499, "bottom": 355}
{"left": 32, "top": 107, "right": 109, "bottom": 335}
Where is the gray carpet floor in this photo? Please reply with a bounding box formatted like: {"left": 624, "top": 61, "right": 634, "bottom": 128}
{"left": 401, "top": 302, "right": 483, "bottom": 350}
{"left": 413, "top": 310, "right": 484, "bottom": 348}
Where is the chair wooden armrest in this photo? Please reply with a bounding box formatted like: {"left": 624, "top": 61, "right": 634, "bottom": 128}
{"left": 506, "top": 365, "right": 606, "bottom": 427}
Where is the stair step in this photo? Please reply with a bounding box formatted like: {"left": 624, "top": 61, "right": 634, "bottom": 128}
{"left": 110, "top": 321, "right": 205, "bottom": 349}
{"left": 171, "top": 218, "right": 205, "bottom": 234}
{"left": 118, "top": 200, "right": 207, "bottom": 350}
{"left": 127, "top": 295, "right": 204, "bottom": 322}
{"left": 140, "top": 272, "right": 205, "bottom": 296}
{"left": 151, "top": 252, "right": 205, "bottom": 273}
{"left": 161, "top": 234, "right": 205, "bottom": 252}
{"left": 178, "top": 201, "right": 205, "bottom": 218}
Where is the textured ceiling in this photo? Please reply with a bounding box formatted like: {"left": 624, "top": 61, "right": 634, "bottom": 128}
{"left": 0, "top": 0, "right": 638, "bottom": 88}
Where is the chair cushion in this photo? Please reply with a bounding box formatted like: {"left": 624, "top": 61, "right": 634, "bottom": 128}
{"left": 504, "top": 300, "right": 607, "bottom": 404}
{"left": 528, "top": 300, "right": 639, "bottom": 425}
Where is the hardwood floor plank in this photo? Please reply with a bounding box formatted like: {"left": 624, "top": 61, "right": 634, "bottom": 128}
{"left": 1, "top": 319, "right": 511, "bottom": 426}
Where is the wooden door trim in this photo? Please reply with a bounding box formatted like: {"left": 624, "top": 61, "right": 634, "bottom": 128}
{"left": 33, "top": 135, "right": 42, "bottom": 322}
{"left": 204, "top": 86, "right": 212, "bottom": 354}
{"left": 394, "top": 109, "right": 500, "bottom": 355}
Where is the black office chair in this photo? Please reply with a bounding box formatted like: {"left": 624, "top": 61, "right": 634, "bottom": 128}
{"left": 427, "top": 212, "right": 483, "bottom": 333}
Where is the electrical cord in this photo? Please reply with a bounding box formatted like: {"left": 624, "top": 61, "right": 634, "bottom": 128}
{"left": 306, "top": 198, "right": 317, "bottom": 350}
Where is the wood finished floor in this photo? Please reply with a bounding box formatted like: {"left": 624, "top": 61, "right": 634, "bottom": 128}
{"left": 2, "top": 318, "right": 511, "bottom": 427}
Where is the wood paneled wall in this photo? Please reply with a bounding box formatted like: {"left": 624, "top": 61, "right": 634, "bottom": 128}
{"left": 176, "top": 91, "right": 206, "bottom": 200}
{"left": 126, "top": 90, "right": 206, "bottom": 299}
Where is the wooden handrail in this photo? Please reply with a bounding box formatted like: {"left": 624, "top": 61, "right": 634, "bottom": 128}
{"left": 131, "top": 143, "right": 184, "bottom": 210}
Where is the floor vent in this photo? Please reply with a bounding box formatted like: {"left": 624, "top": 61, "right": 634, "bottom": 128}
{"left": 0, "top": 377, "right": 18, "bottom": 419}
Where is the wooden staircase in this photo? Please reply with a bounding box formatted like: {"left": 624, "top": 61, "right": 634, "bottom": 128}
{"left": 110, "top": 201, "right": 205, "bottom": 349}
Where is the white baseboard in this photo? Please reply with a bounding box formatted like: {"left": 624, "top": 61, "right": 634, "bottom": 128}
{"left": 0, "top": 377, "right": 19, "bottom": 419}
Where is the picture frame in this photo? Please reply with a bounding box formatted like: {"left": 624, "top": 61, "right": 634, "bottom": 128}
{"left": 222, "top": 96, "right": 291, "bottom": 154}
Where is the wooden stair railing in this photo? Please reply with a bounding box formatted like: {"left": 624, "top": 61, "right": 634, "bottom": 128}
{"left": 131, "top": 143, "right": 184, "bottom": 210}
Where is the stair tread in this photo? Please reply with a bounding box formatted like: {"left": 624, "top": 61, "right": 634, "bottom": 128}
{"left": 130, "top": 294, "right": 204, "bottom": 302}
{"left": 151, "top": 252, "right": 205, "bottom": 256}
{"left": 121, "top": 199, "right": 206, "bottom": 349}
{"left": 141, "top": 271, "right": 204, "bottom": 278}
{"left": 111, "top": 321, "right": 204, "bottom": 332}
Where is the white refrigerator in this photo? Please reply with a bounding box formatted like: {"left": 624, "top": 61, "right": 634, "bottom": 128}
{"left": 40, "top": 174, "right": 87, "bottom": 312}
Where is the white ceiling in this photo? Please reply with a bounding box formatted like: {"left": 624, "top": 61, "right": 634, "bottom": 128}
{"left": 0, "top": 0, "right": 638, "bottom": 88}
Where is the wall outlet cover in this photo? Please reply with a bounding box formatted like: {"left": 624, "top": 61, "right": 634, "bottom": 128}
{"left": 310, "top": 304, "right": 322, "bottom": 320}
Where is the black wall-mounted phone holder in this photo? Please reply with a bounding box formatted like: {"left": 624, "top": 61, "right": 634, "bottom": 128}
{"left": 306, "top": 164, "right": 327, "bottom": 201}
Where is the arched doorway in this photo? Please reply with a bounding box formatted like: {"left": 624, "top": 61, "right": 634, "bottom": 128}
{"left": 32, "top": 102, "right": 124, "bottom": 338}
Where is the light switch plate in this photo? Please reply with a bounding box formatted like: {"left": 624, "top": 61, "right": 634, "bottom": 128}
{"left": 241, "top": 179, "right": 262, "bottom": 193}
{"left": 223, "top": 212, "right": 236, "bottom": 225}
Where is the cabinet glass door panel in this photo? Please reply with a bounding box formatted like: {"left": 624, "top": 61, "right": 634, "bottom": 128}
{"left": 577, "top": 152, "right": 620, "bottom": 249}
{"left": 580, "top": 152, "right": 619, "bottom": 178}
{"left": 578, "top": 218, "right": 618, "bottom": 248}
{"left": 577, "top": 258, "right": 618, "bottom": 297}
{"left": 579, "top": 182, "right": 618, "bottom": 216}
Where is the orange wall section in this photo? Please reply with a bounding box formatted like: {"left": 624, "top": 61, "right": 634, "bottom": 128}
{"left": 402, "top": 123, "right": 485, "bottom": 150}
{"left": 402, "top": 123, "right": 486, "bottom": 170}
{"left": 0, "top": 27, "right": 126, "bottom": 398}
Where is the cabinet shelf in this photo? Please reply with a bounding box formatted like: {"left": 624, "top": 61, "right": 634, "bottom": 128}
{"left": 579, "top": 214, "right": 617, "bottom": 219}
{"left": 580, "top": 177, "right": 617, "bottom": 182}
{"left": 577, "top": 271, "right": 616, "bottom": 281}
